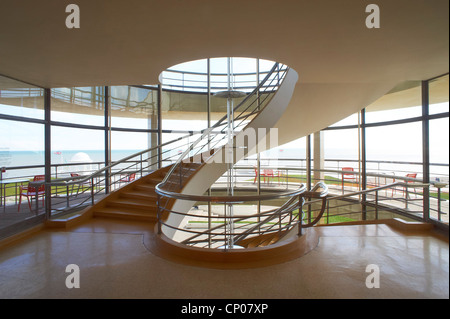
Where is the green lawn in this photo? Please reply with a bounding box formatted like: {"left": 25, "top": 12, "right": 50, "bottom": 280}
{"left": 1, "top": 181, "right": 92, "bottom": 198}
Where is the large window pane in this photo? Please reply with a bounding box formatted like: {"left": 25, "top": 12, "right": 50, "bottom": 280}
{"left": 111, "top": 131, "right": 157, "bottom": 161}
{"left": 366, "top": 122, "right": 423, "bottom": 184}
{"left": 430, "top": 118, "right": 449, "bottom": 179}
{"left": 51, "top": 126, "right": 105, "bottom": 177}
{"left": 429, "top": 74, "right": 449, "bottom": 223}
{"left": 0, "top": 75, "right": 45, "bottom": 120}
{"left": 162, "top": 90, "right": 208, "bottom": 132}
{"left": 51, "top": 87, "right": 105, "bottom": 126}
{"left": 323, "top": 128, "right": 360, "bottom": 191}
{"left": 0, "top": 119, "right": 44, "bottom": 179}
{"left": 429, "top": 74, "right": 449, "bottom": 115}
{"left": 366, "top": 81, "right": 422, "bottom": 123}
{"left": 110, "top": 86, "right": 157, "bottom": 129}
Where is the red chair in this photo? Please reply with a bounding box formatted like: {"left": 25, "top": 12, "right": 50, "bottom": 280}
{"left": 341, "top": 167, "right": 357, "bottom": 191}
{"left": 119, "top": 173, "right": 136, "bottom": 186}
{"left": 263, "top": 169, "right": 281, "bottom": 184}
{"left": 405, "top": 173, "right": 418, "bottom": 198}
{"left": 18, "top": 175, "right": 45, "bottom": 212}
{"left": 253, "top": 167, "right": 267, "bottom": 183}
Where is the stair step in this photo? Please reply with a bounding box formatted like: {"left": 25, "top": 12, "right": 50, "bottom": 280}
{"left": 257, "top": 234, "right": 280, "bottom": 247}
{"left": 107, "top": 198, "right": 157, "bottom": 212}
{"left": 94, "top": 207, "right": 157, "bottom": 222}
{"left": 134, "top": 183, "right": 157, "bottom": 192}
{"left": 120, "top": 190, "right": 157, "bottom": 202}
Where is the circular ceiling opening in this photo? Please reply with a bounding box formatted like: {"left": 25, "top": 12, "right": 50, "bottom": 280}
{"left": 159, "top": 57, "right": 279, "bottom": 93}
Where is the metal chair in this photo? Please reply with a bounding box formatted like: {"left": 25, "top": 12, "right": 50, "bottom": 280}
{"left": 18, "top": 175, "right": 45, "bottom": 212}
{"left": 341, "top": 167, "right": 357, "bottom": 192}
{"left": 405, "top": 173, "right": 418, "bottom": 198}
{"left": 118, "top": 173, "right": 136, "bottom": 186}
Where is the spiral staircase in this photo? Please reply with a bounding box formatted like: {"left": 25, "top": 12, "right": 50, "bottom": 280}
{"left": 47, "top": 62, "right": 330, "bottom": 268}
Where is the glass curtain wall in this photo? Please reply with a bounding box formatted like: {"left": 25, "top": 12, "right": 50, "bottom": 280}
{"left": 0, "top": 76, "right": 46, "bottom": 236}
{"left": 428, "top": 74, "right": 449, "bottom": 222}
{"left": 0, "top": 77, "right": 45, "bottom": 178}
{"left": 50, "top": 87, "right": 106, "bottom": 178}
{"left": 161, "top": 59, "right": 208, "bottom": 135}
{"left": 1, "top": 65, "right": 447, "bottom": 238}
{"left": 110, "top": 86, "right": 158, "bottom": 162}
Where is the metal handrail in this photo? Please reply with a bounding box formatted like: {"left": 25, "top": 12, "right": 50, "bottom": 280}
{"left": 327, "top": 181, "right": 430, "bottom": 201}
{"left": 156, "top": 184, "right": 307, "bottom": 204}
{"left": 154, "top": 62, "right": 301, "bottom": 248}
{"left": 37, "top": 132, "right": 195, "bottom": 188}
{"left": 24, "top": 132, "right": 204, "bottom": 216}
{"left": 170, "top": 182, "right": 328, "bottom": 248}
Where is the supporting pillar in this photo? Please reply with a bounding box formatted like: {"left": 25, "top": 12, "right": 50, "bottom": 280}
{"left": 306, "top": 135, "right": 312, "bottom": 223}
{"left": 104, "top": 86, "right": 111, "bottom": 194}
{"left": 313, "top": 131, "right": 324, "bottom": 184}
{"left": 422, "top": 80, "right": 430, "bottom": 222}
{"left": 360, "top": 109, "right": 367, "bottom": 220}
{"left": 44, "top": 88, "right": 51, "bottom": 218}
{"left": 149, "top": 90, "right": 158, "bottom": 171}
{"left": 157, "top": 84, "right": 163, "bottom": 169}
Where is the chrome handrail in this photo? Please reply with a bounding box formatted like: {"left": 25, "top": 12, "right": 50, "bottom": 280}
{"left": 168, "top": 182, "right": 328, "bottom": 248}
{"left": 156, "top": 184, "right": 307, "bottom": 204}
{"left": 39, "top": 133, "right": 195, "bottom": 187}
{"left": 27, "top": 132, "right": 203, "bottom": 216}
{"left": 327, "top": 181, "right": 430, "bottom": 201}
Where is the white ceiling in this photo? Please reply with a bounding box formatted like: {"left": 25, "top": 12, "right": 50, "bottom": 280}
{"left": 0, "top": 0, "right": 448, "bottom": 144}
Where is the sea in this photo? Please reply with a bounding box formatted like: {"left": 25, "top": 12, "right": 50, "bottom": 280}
{"left": 0, "top": 147, "right": 448, "bottom": 183}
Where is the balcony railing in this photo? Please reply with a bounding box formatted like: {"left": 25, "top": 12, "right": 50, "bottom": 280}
{"left": 0, "top": 157, "right": 447, "bottom": 241}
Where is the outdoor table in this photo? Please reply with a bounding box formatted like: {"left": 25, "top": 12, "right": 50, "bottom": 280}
{"left": 434, "top": 182, "right": 448, "bottom": 222}
{"left": 0, "top": 178, "right": 29, "bottom": 212}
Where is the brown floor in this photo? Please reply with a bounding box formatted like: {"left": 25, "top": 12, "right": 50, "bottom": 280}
{"left": 0, "top": 217, "right": 448, "bottom": 299}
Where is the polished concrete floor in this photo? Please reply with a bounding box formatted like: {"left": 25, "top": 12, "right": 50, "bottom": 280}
{"left": 0, "top": 218, "right": 448, "bottom": 299}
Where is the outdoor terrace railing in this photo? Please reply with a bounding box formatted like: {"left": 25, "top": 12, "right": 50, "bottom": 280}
{"left": 211, "top": 164, "right": 448, "bottom": 226}
{"left": 1, "top": 157, "right": 447, "bottom": 227}
{"left": 300, "top": 181, "right": 438, "bottom": 230}
{"left": 13, "top": 132, "right": 202, "bottom": 217}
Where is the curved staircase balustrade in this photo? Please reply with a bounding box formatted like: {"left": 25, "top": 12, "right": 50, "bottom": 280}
{"left": 153, "top": 63, "right": 329, "bottom": 249}
{"left": 155, "top": 181, "right": 328, "bottom": 249}
{"left": 46, "top": 61, "right": 320, "bottom": 252}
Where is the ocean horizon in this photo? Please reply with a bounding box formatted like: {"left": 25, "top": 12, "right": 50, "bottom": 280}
{"left": 0, "top": 148, "right": 448, "bottom": 181}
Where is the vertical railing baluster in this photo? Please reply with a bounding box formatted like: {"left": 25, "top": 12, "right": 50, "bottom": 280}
{"left": 375, "top": 190, "right": 379, "bottom": 220}
{"left": 91, "top": 177, "right": 95, "bottom": 206}
{"left": 157, "top": 194, "right": 162, "bottom": 235}
{"left": 298, "top": 194, "right": 303, "bottom": 236}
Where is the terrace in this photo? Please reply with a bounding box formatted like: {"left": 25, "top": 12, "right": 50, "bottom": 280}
{"left": 1, "top": 156, "right": 447, "bottom": 241}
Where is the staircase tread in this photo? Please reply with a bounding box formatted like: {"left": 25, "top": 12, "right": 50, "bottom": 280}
{"left": 95, "top": 206, "right": 156, "bottom": 215}
{"left": 107, "top": 198, "right": 157, "bottom": 210}
{"left": 121, "top": 190, "right": 157, "bottom": 199}
{"left": 134, "top": 184, "right": 156, "bottom": 190}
